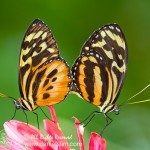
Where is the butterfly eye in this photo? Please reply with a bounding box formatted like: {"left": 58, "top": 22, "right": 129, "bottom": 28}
{"left": 114, "top": 105, "right": 120, "bottom": 115}
{"left": 13, "top": 100, "right": 21, "bottom": 109}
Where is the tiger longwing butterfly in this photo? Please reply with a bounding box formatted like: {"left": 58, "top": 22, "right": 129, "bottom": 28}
{"left": 71, "top": 23, "right": 128, "bottom": 132}
{"left": 0, "top": 19, "right": 71, "bottom": 120}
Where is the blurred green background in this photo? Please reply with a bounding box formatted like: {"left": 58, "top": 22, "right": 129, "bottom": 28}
{"left": 0, "top": 0, "right": 150, "bottom": 149}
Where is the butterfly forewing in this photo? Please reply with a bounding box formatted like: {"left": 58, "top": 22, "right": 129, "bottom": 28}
{"left": 19, "top": 19, "right": 71, "bottom": 109}
{"left": 72, "top": 24, "right": 128, "bottom": 111}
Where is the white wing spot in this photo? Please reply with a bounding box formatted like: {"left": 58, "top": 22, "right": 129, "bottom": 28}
{"left": 100, "top": 56, "right": 103, "bottom": 60}
{"left": 32, "top": 23, "right": 36, "bottom": 26}
{"left": 90, "top": 52, "right": 94, "bottom": 55}
{"left": 95, "top": 34, "right": 99, "bottom": 38}
{"left": 116, "top": 27, "right": 120, "bottom": 32}
{"left": 74, "top": 66, "right": 77, "bottom": 70}
{"left": 109, "top": 26, "right": 114, "bottom": 29}
{"left": 96, "top": 54, "right": 99, "bottom": 58}
{"left": 76, "top": 61, "right": 79, "bottom": 65}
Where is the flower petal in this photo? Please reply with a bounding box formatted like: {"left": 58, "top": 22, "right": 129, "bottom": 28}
{"left": 4, "top": 120, "right": 54, "bottom": 150}
{"left": 6, "top": 137, "right": 28, "bottom": 150}
{"left": 48, "top": 106, "right": 58, "bottom": 124}
{"left": 44, "top": 120, "right": 70, "bottom": 150}
{"left": 0, "top": 146, "right": 12, "bottom": 150}
{"left": 89, "top": 132, "right": 106, "bottom": 150}
{"left": 73, "top": 117, "right": 84, "bottom": 150}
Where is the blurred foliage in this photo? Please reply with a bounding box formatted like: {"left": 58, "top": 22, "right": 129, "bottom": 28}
{"left": 0, "top": 0, "right": 150, "bottom": 149}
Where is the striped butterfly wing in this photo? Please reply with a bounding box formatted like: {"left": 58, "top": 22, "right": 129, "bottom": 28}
{"left": 72, "top": 24, "right": 128, "bottom": 110}
{"left": 19, "top": 19, "right": 71, "bottom": 108}
{"left": 30, "top": 56, "right": 71, "bottom": 106}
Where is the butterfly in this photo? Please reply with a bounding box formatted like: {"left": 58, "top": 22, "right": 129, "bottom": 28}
{"left": 0, "top": 19, "right": 71, "bottom": 118}
{"left": 71, "top": 23, "right": 128, "bottom": 132}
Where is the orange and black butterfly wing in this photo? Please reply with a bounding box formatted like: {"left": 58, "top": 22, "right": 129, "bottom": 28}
{"left": 31, "top": 56, "right": 71, "bottom": 106}
{"left": 19, "top": 19, "right": 71, "bottom": 107}
{"left": 19, "top": 19, "right": 59, "bottom": 100}
{"left": 72, "top": 24, "right": 128, "bottom": 108}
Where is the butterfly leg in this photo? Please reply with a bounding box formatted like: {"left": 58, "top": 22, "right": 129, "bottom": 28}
{"left": 32, "top": 112, "right": 39, "bottom": 129}
{"left": 10, "top": 107, "right": 17, "bottom": 120}
{"left": 100, "top": 113, "right": 112, "bottom": 135}
{"left": 80, "top": 111, "right": 101, "bottom": 127}
{"left": 38, "top": 107, "right": 52, "bottom": 121}
{"left": 22, "top": 109, "right": 28, "bottom": 125}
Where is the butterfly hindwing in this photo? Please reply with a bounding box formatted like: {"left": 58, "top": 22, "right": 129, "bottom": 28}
{"left": 72, "top": 24, "right": 128, "bottom": 109}
{"left": 29, "top": 56, "right": 71, "bottom": 106}
{"left": 72, "top": 51, "right": 108, "bottom": 106}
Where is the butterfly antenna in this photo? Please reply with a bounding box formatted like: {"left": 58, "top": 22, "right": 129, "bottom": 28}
{"left": 120, "top": 84, "right": 150, "bottom": 106}
{"left": 127, "top": 84, "right": 150, "bottom": 102}
{"left": 128, "top": 99, "right": 150, "bottom": 104}
{"left": 0, "top": 92, "right": 16, "bottom": 100}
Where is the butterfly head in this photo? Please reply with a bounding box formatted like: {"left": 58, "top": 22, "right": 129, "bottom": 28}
{"left": 113, "top": 105, "right": 120, "bottom": 115}
{"left": 13, "top": 99, "right": 23, "bottom": 110}
{"left": 102, "top": 104, "right": 120, "bottom": 115}
{"left": 14, "top": 98, "right": 30, "bottom": 110}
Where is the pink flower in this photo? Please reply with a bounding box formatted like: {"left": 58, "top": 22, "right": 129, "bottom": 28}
{"left": 73, "top": 117, "right": 106, "bottom": 150}
{"left": 89, "top": 133, "right": 106, "bottom": 150}
{"left": 0, "top": 106, "right": 106, "bottom": 150}
{"left": 0, "top": 106, "right": 70, "bottom": 150}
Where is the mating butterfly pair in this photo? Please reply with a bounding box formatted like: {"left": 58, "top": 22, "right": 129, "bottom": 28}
{"left": 0, "top": 19, "right": 127, "bottom": 126}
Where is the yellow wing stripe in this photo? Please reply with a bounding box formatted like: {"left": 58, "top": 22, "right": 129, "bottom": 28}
{"left": 93, "top": 66, "right": 102, "bottom": 106}
{"left": 78, "top": 63, "right": 89, "bottom": 101}
{"left": 105, "top": 30, "right": 125, "bottom": 49}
